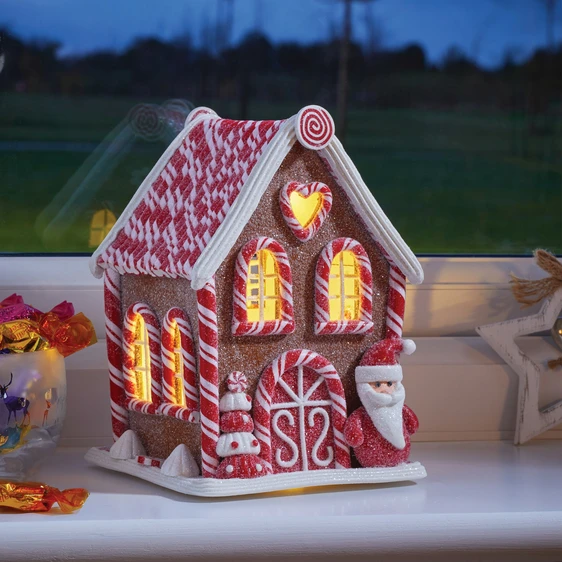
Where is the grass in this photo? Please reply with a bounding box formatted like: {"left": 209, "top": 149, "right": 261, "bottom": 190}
{"left": 1, "top": 92, "right": 561, "bottom": 253}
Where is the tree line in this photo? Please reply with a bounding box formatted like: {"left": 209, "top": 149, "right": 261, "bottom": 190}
{"left": 1, "top": 28, "right": 561, "bottom": 118}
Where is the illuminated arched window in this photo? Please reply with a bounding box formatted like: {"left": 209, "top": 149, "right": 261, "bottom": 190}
{"left": 171, "top": 321, "right": 185, "bottom": 406}
{"left": 247, "top": 249, "right": 281, "bottom": 323}
{"left": 329, "top": 250, "right": 360, "bottom": 321}
{"left": 161, "top": 308, "right": 199, "bottom": 414}
{"left": 133, "top": 315, "right": 152, "bottom": 402}
{"left": 89, "top": 208, "right": 116, "bottom": 248}
{"left": 123, "top": 303, "right": 162, "bottom": 413}
{"left": 315, "top": 238, "right": 374, "bottom": 335}
{"left": 233, "top": 238, "right": 295, "bottom": 336}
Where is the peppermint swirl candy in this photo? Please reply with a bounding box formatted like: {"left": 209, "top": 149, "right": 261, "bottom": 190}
{"left": 227, "top": 371, "right": 248, "bottom": 393}
{"left": 296, "top": 105, "right": 335, "bottom": 150}
{"left": 128, "top": 103, "right": 166, "bottom": 141}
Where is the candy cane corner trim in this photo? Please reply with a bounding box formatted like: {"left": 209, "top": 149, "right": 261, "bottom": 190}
{"left": 197, "top": 278, "right": 220, "bottom": 477}
{"left": 122, "top": 302, "right": 162, "bottom": 415}
{"left": 160, "top": 307, "right": 200, "bottom": 421}
{"left": 232, "top": 237, "right": 296, "bottom": 337}
{"left": 279, "top": 181, "right": 333, "bottom": 242}
{"left": 376, "top": 242, "right": 407, "bottom": 340}
{"left": 253, "top": 349, "right": 351, "bottom": 472}
{"left": 314, "top": 238, "right": 374, "bottom": 335}
{"left": 104, "top": 269, "right": 129, "bottom": 441}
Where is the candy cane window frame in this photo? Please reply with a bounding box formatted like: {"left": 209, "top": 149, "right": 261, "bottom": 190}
{"left": 232, "top": 237, "right": 296, "bottom": 336}
{"left": 159, "top": 307, "right": 199, "bottom": 423}
{"left": 314, "top": 238, "right": 374, "bottom": 335}
{"left": 122, "top": 302, "right": 162, "bottom": 415}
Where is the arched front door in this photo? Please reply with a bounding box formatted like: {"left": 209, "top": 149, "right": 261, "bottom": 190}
{"left": 254, "top": 350, "right": 350, "bottom": 474}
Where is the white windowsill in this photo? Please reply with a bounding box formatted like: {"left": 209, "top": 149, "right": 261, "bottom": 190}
{"left": 2, "top": 441, "right": 562, "bottom": 562}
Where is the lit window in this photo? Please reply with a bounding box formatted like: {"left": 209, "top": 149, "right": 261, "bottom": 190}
{"left": 233, "top": 238, "right": 295, "bottom": 336}
{"left": 89, "top": 209, "right": 116, "bottom": 248}
{"left": 289, "top": 190, "right": 323, "bottom": 228}
{"left": 172, "top": 321, "right": 185, "bottom": 406}
{"left": 246, "top": 249, "right": 281, "bottom": 322}
{"left": 328, "top": 251, "right": 361, "bottom": 321}
{"left": 134, "top": 315, "right": 151, "bottom": 401}
{"left": 315, "top": 238, "right": 373, "bottom": 335}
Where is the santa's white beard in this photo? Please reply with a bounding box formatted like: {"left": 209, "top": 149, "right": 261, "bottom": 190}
{"left": 356, "top": 382, "right": 406, "bottom": 450}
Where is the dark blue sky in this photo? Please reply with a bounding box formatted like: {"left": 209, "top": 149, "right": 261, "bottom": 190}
{"left": 2, "top": 0, "right": 561, "bottom": 68}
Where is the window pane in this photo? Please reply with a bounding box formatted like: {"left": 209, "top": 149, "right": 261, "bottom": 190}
{"left": 2, "top": 1, "right": 560, "bottom": 254}
{"left": 245, "top": 248, "right": 281, "bottom": 322}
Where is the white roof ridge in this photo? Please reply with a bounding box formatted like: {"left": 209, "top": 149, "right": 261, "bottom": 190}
{"left": 91, "top": 105, "right": 423, "bottom": 287}
{"left": 191, "top": 121, "right": 423, "bottom": 288}
{"left": 320, "top": 137, "right": 424, "bottom": 285}
{"left": 190, "top": 117, "right": 297, "bottom": 289}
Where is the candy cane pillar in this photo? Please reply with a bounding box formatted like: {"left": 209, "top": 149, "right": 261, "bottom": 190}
{"left": 197, "top": 278, "right": 220, "bottom": 477}
{"left": 103, "top": 269, "right": 129, "bottom": 441}
{"left": 386, "top": 265, "right": 406, "bottom": 339}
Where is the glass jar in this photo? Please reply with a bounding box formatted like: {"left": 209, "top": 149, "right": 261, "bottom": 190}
{"left": 0, "top": 349, "right": 66, "bottom": 480}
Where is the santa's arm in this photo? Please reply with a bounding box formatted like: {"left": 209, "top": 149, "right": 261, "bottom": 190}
{"left": 344, "top": 410, "right": 364, "bottom": 448}
{"left": 403, "top": 405, "right": 419, "bottom": 436}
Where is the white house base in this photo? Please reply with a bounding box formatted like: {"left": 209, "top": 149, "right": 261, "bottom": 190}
{"left": 85, "top": 447, "right": 427, "bottom": 498}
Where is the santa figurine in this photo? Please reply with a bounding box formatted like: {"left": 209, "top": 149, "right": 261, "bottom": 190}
{"left": 344, "top": 338, "right": 419, "bottom": 468}
{"left": 215, "top": 371, "right": 270, "bottom": 479}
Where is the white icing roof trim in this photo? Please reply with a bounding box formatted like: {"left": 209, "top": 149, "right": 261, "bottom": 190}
{"left": 190, "top": 120, "right": 423, "bottom": 289}
{"left": 89, "top": 110, "right": 220, "bottom": 279}
{"left": 91, "top": 108, "right": 423, "bottom": 287}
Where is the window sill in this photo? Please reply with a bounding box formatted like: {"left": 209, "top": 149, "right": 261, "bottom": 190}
{"left": 2, "top": 442, "right": 561, "bottom": 562}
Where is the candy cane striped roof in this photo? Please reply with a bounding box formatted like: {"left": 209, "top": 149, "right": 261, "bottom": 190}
{"left": 91, "top": 105, "right": 424, "bottom": 288}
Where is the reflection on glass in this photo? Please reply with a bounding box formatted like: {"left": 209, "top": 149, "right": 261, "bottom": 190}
{"left": 0, "top": 1, "right": 560, "bottom": 254}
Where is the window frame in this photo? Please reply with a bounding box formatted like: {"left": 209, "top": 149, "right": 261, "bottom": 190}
{"left": 160, "top": 307, "right": 199, "bottom": 421}
{"left": 314, "top": 238, "right": 374, "bottom": 335}
{"left": 122, "top": 302, "right": 162, "bottom": 414}
{"left": 232, "top": 237, "right": 296, "bottom": 336}
{"left": 246, "top": 249, "right": 282, "bottom": 323}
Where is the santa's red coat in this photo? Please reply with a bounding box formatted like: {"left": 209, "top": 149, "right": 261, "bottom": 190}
{"left": 344, "top": 405, "right": 419, "bottom": 468}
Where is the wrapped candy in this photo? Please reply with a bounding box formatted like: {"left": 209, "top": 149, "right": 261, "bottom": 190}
{"left": 0, "top": 294, "right": 96, "bottom": 357}
{"left": 0, "top": 480, "right": 89, "bottom": 513}
{"left": 0, "top": 295, "right": 96, "bottom": 481}
{"left": 0, "top": 320, "right": 50, "bottom": 353}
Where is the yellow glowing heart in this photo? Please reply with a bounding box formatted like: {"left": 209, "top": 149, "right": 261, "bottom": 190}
{"left": 289, "top": 191, "right": 323, "bottom": 228}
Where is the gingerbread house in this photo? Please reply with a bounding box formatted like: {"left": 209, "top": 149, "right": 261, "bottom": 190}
{"left": 86, "top": 105, "right": 426, "bottom": 496}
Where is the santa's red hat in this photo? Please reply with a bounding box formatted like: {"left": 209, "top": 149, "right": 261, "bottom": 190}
{"left": 355, "top": 338, "right": 416, "bottom": 383}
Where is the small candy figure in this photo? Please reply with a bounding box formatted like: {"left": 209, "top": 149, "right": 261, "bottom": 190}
{"left": 215, "top": 372, "right": 270, "bottom": 479}
{"left": 345, "top": 338, "right": 419, "bottom": 468}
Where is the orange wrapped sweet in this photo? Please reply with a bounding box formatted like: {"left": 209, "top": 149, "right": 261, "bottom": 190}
{"left": 0, "top": 319, "right": 50, "bottom": 353}
{"left": 0, "top": 481, "right": 89, "bottom": 513}
{"left": 38, "top": 311, "right": 97, "bottom": 357}
{"left": 0, "top": 297, "right": 96, "bottom": 357}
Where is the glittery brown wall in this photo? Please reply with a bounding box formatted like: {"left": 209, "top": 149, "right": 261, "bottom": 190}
{"left": 121, "top": 274, "right": 201, "bottom": 460}
{"left": 215, "top": 144, "right": 390, "bottom": 413}
{"left": 129, "top": 410, "right": 202, "bottom": 462}
{"left": 115, "top": 142, "right": 391, "bottom": 458}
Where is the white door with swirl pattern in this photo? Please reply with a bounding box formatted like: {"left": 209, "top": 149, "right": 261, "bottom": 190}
{"left": 270, "top": 364, "right": 336, "bottom": 473}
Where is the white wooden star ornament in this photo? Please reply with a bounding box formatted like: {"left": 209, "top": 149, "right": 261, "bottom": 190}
{"left": 477, "top": 250, "right": 562, "bottom": 444}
